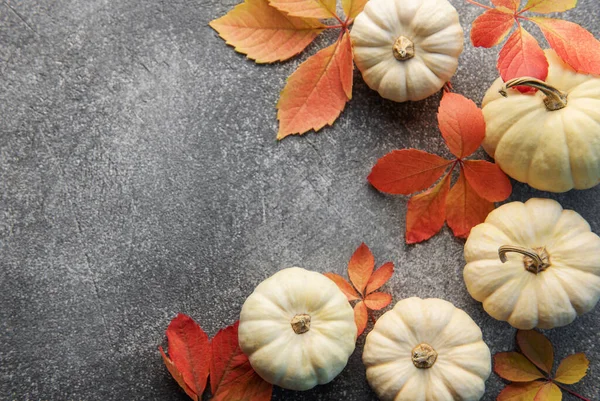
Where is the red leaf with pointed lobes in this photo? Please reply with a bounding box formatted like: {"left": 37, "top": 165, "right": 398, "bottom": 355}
{"left": 462, "top": 160, "right": 512, "bottom": 202}
{"left": 323, "top": 272, "right": 360, "bottom": 301}
{"left": 497, "top": 381, "right": 545, "bottom": 401}
{"left": 532, "top": 17, "right": 600, "bottom": 75}
{"left": 492, "top": 0, "right": 521, "bottom": 12}
{"left": 406, "top": 174, "right": 451, "bottom": 244}
{"left": 160, "top": 347, "right": 199, "bottom": 401}
{"left": 523, "top": 0, "right": 577, "bottom": 13}
{"left": 269, "top": 0, "right": 336, "bottom": 19}
{"left": 277, "top": 31, "right": 353, "bottom": 139}
{"left": 211, "top": 322, "right": 273, "bottom": 401}
{"left": 368, "top": 149, "right": 452, "bottom": 195}
{"left": 348, "top": 243, "right": 375, "bottom": 296}
{"left": 438, "top": 92, "right": 486, "bottom": 159}
{"left": 354, "top": 301, "right": 368, "bottom": 336}
{"left": 471, "top": 9, "right": 515, "bottom": 48}
{"left": 517, "top": 330, "right": 554, "bottom": 374}
{"left": 365, "top": 262, "right": 394, "bottom": 295}
{"left": 446, "top": 169, "right": 494, "bottom": 238}
{"left": 498, "top": 27, "right": 548, "bottom": 92}
{"left": 364, "top": 292, "right": 392, "bottom": 310}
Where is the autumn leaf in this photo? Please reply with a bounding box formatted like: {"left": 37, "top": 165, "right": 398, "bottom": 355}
{"left": 160, "top": 314, "right": 211, "bottom": 401}
{"left": 369, "top": 91, "right": 511, "bottom": 243}
{"left": 497, "top": 26, "right": 548, "bottom": 87}
{"left": 277, "top": 31, "right": 353, "bottom": 139}
{"left": 209, "top": 0, "right": 325, "bottom": 64}
{"left": 342, "top": 0, "right": 369, "bottom": 20}
{"left": 492, "top": 0, "right": 520, "bottom": 12}
{"left": 497, "top": 381, "right": 545, "bottom": 401}
{"left": 534, "top": 383, "right": 562, "bottom": 401}
{"left": 471, "top": 9, "right": 515, "bottom": 48}
{"left": 517, "top": 330, "right": 554, "bottom": 374}
{"left": 269, "top": 0, "right": 336, "bottom": 19}
{"left": 494, "top": 352, "right": 545, "bottom": 382}
{"left": 211, "top": 321, "right": 273, "bottom": 401}
{"left": 325, "top": 243, "right": 394, "bottom": 336}
{"left": 554, "top": 353, "right": 589, "bottom": 384}
{"left": 523, "top": 0, "right": 577, "bottom": 14}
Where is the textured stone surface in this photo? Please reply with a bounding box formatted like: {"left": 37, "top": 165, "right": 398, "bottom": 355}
{"left": 1, "top": 0, "right": 599, "bottom": 400}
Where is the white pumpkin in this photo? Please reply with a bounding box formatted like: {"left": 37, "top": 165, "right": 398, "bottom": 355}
{"left": 350, "top": 0, "right": 464, "bottom": 102}
{"left": 238, "top": 267, "right": 357, "bottom": 391}
{"left": 363, "top": 297, "right": 491, "bottom": 401}
{"left": 464, "top": 198, "right": 600, "bottom": 329}
{"left": 482, "top": 49, "right": 600, "bottom": 192}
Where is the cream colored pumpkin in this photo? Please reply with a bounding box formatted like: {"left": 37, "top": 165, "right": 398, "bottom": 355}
{"left": 464, "top": 198, "right": 600, "bottom": 329}
{"left": 238, "top": 267, "right": 357, "bottom": 391}
{"left": 350, "top": 0, "right": 463, "bottom": 102}
{"left": 363, "top": 297, "right": 491, "bottom": 401}
{"left": 482, "top": 49, "right": 600, "bottom": 192}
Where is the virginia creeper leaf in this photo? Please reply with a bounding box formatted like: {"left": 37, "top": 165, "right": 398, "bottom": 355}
{"left": 471, "top": 9, "right": 515, "bottom": 48}
{"left": 365, "top": 262, "right": 394, "bottom": 295}
{"left": 438, "top": 92, "right": 486, "bottom": 159}
{"left": 209, "top": 0, "right": 325, "bottom": 64}
{"left": 446, "top": 169, "right": 495, "bottom": 239}
{"left": 348, "top": 242, "right": 375, "bottom": 296}
{"left": 462, "top": 160, "right": 512, "bottom": 202}
{"left": 342, "top": 0, "right": 369, "bottom": 20}
{"left": 211, "top": 322, "right": 273, "bottom": 401}
{"left": 368, "top": 149, "right": 452, "bottom": 195}
{"left": 492, "top": 0, "right": 521, "bottom": 12}
{"left": 523, "top": 0, "right": 577, "bottom": 13}
{"left": 517, "top": 330, "right": 554, "bottom": 374}
{"left": 532, "top": 17, "right": 600, "bottom": 75}
{"left": 494, "top": 352, "right": 545, "bottom": 382}
{"left": 554, "top": 353, "right": 589, "bottom": 384}
{"left": 498, "top": 26, "right": 548, "bottom": 87}
{"left": 364, "top": 292, "right": 392, "bottom": 310}
{"left": 277, "top": 31, "right": 353, "bottom": 139}
{"left": 406, "top": 174, "right": 451, "bottom": 244}
{"left": 354, "top": 300, "right": 368, "bottom": 337}
{"left": 269, "top": 0, "right": 336, "bottom": 19}
{"left": 163, "top": 314, "right": 211, "bottom": 399}
{"left": 323, "top": 272, "right": 360, "bottom": 301}
{"left": 160, "top": 347, "right": 199, "bottom": 401}
{"left": 534, "top": 382, "right": 562, "bottom": 401}
{"left": 497, "top": 381, "right": 545, "bottom": 401}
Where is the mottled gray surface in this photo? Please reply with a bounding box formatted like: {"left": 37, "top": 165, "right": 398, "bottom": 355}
{"left": 1, "top": 0, "right": 599, "bottom": 400}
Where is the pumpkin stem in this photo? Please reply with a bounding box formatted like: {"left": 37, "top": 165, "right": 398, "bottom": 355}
{"left": 498, "top": 245, "right": 551, "bottom": 274}
{"left": 499, "top": 77, "right": 568, "bottom": 111}
{"left": 291, "top": 314, "right": 311, "bottom": 334}
{"left": 393, "top": 36, "right": 415, "bottom": 61}
{"left": 411, "top": 343, "right": 438, "bottom": 369}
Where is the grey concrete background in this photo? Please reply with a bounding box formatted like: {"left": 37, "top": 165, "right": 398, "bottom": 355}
{"left": 1, "top": 0, "right": 599, "bottom": 400}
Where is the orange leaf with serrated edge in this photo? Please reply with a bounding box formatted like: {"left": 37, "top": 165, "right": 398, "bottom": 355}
{"left": 532, "top": 17, "right": 600, "bottom": 75}
{"left": 406, "top": 174, "right": 451, "bottom": 244}
{"left": 209, "top": 0, "right": 325, "bottom": 64}
{"left": 323, "top": 272, "right": 360, "bottom": 301}
{"left": 446, "top": 169, "right": 495, "bottom": 238}
{"left": 365, "top": 262, "right": 394, "bottom": 295}
{"left": 523, "top": 0, "right": 577, "bottom": 13}
{"left": 497, "top": 381, "right": 545, "bottom": 401}
{"left": 517, "top": 330, "right": 554, "bottom": 374}
{"left": 364, "top": 292, "right": 392, "bottom": 310}
{"left": 277, "top": 31, "right": 353, "bottom": 139}
{"left": 211, "top": 322, "right": 273, "bottom": 401}
{"left": 462, "top": 160, "right": 512, "bottom": 202}
{"left": 554, "top": 353, "right": 589, "bottom": 384}
{"left": 494, "top": 352, "right": 545, "bottom": 382}
{"left": 471, "top": 9, "right": 515, "bottom": 48}
{"left": 498, "top": 26, "right": 548, "bottom": 89}
{"left": 438, "top": 92, "right": 486, "bottom": 159}
{"left": 368, "top": 149, "right": 452, "bottom": 195}
{"left": 534, "top": 382, "right": 562, "bottom": 401}
{"left": 162, "top": 314, "right": 210, "bottom": 400}
{"left": 348, "top": 243, "right": 375, "bottom": 296}
{"left": 342, "top": 0, "right": 369, "bottom": 20}
{"left": 354, "top": 301, "right": 368, "bottom": 337}
{"left": 160, "top": 347, "right": 199, "bottom": 401}
{"left": 269, "top": 0, "right": 336, "bottom": 19}
{"left": 492, "top": 0, "right": 521, "bottom": 12}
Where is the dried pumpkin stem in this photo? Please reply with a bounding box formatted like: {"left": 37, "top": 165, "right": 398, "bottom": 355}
{"left": 499, "top": 77, "right": 568, "bottom": 111}
{"left": 393, "top": 36, "right": 414, "bottom": 61}
{"left": 498, "top": 245, "right": 551, "bottom": 274}
{"left": 411, "top": 343, "right": 437, "bottom": 369}
{"left": 291, "top": 313, "right": 311, "bottom": 334}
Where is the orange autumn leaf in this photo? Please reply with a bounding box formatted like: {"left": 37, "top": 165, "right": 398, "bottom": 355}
{"left": 554, "top": 353, "right": 589, "bottom": 384}
{"left": 209, "top": 0, "right": 325, "bottom": 64}
{"left": 494, "top": 352, "right": 545, "bottom": 382}
{"left": 492, "top": 0, "right": 520, "bottom": 12}
{"left": 497, "top": 381, "right": 545, "bottom": 401}
{"left": 269, "top": 0, "right": 336, "bottom": 19}
{"left": 462, "top": 160, "right": 512, "bottom": 202}
{"left": 517, "top": 330, "right": 554, "bottom": 374}
{"left": 323, "top": 272, "right": 360, "bottom": 301}
{"left": 523, "top": 0, "right": 577, "bottom": 14}
{"left": 471, "top": 9, "right": 515, "bottom": 48}
{"left": 497, "top": 26, "right": 548, "bottom": 85}
{"left": 365, "top": 262, "right": 394, "bottom": 295}
{"left": 342, "top": 0, "right": 369, "bottom": 20}
{"left": 160, "top": 347, "right": 199, "bottom": 401}
{"left": 534, "top": 382, "right": 562, "bottom": 401}
{"left": 277, "top": 31, "right": 353, "bottom": 139}
{"left": 438, "top": 92, "right": 486, "bottom": 159}
{"left": 354, "top": 301, "right": 369, "bottom": 337}
{"left": 348, "top": 242, "right": 375, "bottom": 296}
{"left": 405, "top": 174, "right": 451, "bottom": 244}
{"left": 364, "top": 292, "right": 392, "bottom": 310}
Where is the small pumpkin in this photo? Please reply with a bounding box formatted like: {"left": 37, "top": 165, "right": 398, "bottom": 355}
{"left": 363, "top": 297, "right": 491, "bottom": 401}
{"left": 350, "top": 0, "right": 464, "bottom": 102}
{"left": 482, "top": 49, "right": 600, "bottom": 192}
{"left": 464, "top": 198, "right": 600, "bottom": 329}
{"left": 238, "top": 267, "right": 357, "bottom": 391}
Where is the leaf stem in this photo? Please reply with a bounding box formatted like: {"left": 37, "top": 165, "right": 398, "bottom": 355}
{"left": 325, "top": 24, "right": 344, "bottom": 29}
{"left": 552, "top": 381, "right": 592, "bottom": 401}
{"left": 464, "top": 0, "right": 493, "bottom": 10}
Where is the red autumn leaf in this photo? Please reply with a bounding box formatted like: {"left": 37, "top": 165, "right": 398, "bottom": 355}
{"left": 365, "top": 262, "right": 394, "bottom": 295}
{"left": 405, "top": 174, "right": 451, "bottom": 244}
{"left": 354, "top": 300, "right": 369, "bottom": 337}
{"left": 523, "top": 0, "right": 577, "bottom": 14}
{"left": 161, "top": 314, "right": 211, "bottom": 400}
{"left": 534, "top": 382, "right": 562, "bottom": 401}
{"left": 364, "top": 292, "right": 392, "bottom": 310}
{"left": 554, "top": 353, "right": 589, "bottom": 384}
{"left": 348, "top": 242, "right": 375, "bottom": 296}
{"left": 342, "top": 0, "right": 369, "bottom": 20}
{"left": 446, "top": 169, "right": 495, "bottom": 239}
{"left": 532, "top": 17, "right": 600, "bottom": 75}
{"left": 462, "top": 160, "right": 512, "bottom": 202}
{"left": 160, "top": 347, "right": 199, "bottom": 401}
{"left": 323, "top": 272, "right": 360, "bottom": 301}
{"left": 438, "top": 92, "right": 486, "bottom": 159}
{"left": 471, "top": 9, "right": 515, "bottom": 48}
{"left": 209, "top": 0, "right": 325, "bottom": 64}
{"left": 368, "top": 149, "right": 452, "bottom": 195}
{"left": 517, "top": 330, "right": 554, "bottom": 375}
{"left": 211, "top": 321, "right": 273, "bottom": 401}
{"left": 277, "top": 31, "right": 353, "bottom": 139}
{"left": 497, "top": 381, "right": 546, "bottom": 401}
{"left": 492, "top": 0, "right": 520, "bottom": 12}
{"left": 498, "top": 26, "right": 549, "bottom": 87}
{"left": 269, "top": 0, "right": 336, "bottom": 19}
{"left": 494, "top": 352, "right": 545, "bottom": 382}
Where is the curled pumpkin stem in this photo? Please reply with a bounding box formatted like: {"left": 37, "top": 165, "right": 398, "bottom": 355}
{"left": 498, "top": 245, "right": 551, "bottom": 274}
{"left": 499, "top": 77, "right": 568, "bottom": 111}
